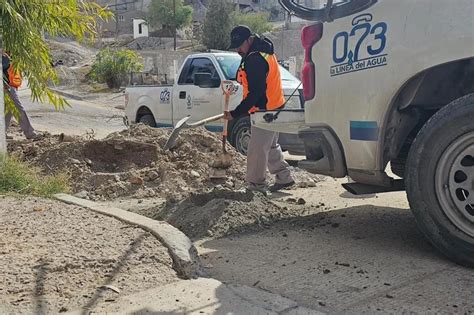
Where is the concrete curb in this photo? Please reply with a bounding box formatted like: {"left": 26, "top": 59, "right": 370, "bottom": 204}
{"left": 54, "top": 194, "right": 202, "bottom": 279}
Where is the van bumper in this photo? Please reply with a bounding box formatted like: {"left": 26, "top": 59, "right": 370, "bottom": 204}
{"left": 297, "top": 126, "right": 347, "bottom": 178}
{"left": 278, "top": 133, "right": 305, "bottom": 155}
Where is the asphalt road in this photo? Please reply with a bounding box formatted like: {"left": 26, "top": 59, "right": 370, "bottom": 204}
{"left": 198, "top": 179, "right": 474, "bottom": 314}
{"left": 17, "top": 87, "right": 126, "bottom": 139}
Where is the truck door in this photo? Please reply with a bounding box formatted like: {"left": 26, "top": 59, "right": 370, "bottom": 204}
{"left": 173, "top": 57, "right": 223, "bottom": 128}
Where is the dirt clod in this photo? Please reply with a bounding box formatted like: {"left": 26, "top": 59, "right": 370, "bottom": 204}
{"left": 335, "top": 262, "right": 351, "bottom": 267}
{"left": 297, "top": 198, "right": 306, "bottom": 205}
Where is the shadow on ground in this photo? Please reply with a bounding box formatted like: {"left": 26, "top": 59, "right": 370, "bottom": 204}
{"left": 199, "top": 205, "right": 472, "bottom": 313}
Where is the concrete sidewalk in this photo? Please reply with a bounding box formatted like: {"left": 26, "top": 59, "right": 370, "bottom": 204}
{"left": 66, "top": 278, "right": 322, "bottom": 315}
{"left": 54, "top": 195, "right": 322, "bottom": 315}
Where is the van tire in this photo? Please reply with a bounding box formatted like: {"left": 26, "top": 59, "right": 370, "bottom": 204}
{"left": 406, "top": 94, "right": 474, "bottom": 267}
{"left": 138, "top": 114, "right": 156, "bottom": 127}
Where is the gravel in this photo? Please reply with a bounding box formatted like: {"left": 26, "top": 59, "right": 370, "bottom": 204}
{"left": 0, "top": 196, "right": 178, "bottom": 314}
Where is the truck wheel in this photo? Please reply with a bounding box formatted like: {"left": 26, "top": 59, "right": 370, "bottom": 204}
{"left": 138, "top": 114, "right": 156, "bottom": 127}
{"left": 406, "top": 94, "right": 474, "bottom": 267}
{"left": 230, "top": 116, "right": 251, "bottom": 156}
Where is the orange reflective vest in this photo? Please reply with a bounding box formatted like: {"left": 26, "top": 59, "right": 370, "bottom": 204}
{"left": 237, "top": 52, "right": 285, "bottom": 113}
{"left": 2, "top": 52, "right": 22, "bottom": 89}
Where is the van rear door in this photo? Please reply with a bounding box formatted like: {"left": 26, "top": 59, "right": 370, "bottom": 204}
{"left": 278, "top": 0, "right": 378, "bottom": 22}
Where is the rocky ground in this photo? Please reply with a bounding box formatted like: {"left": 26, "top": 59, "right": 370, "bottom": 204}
{"left": 0, "top": 196, "right": 178, "bottom": 314}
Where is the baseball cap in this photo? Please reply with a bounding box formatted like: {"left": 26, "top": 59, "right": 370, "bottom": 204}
{"left": 228, "top": 25, "right": 252, "bottom": 50}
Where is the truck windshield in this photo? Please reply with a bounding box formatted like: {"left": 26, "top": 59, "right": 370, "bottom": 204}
{"left": 216, "top": 55, "right": 300, "bottom": 83}
{"left": 216, "top": 55, "right": 241, "bottom": 80}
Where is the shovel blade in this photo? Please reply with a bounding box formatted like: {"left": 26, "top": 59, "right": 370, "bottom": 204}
{"left": 209, "top": 168, "right": 227, "bottom": 180}
{"left": 164, "top": 116, "right": 191, "bottom": 150}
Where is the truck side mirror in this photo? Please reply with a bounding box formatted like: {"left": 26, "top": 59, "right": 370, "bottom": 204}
{"left": 193, "top": 73, "right": 220, "bottom": 88}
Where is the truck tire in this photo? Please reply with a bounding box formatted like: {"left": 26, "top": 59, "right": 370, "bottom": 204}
{"left": 230, "top": 116, "right": 251, "bottom": 156}
{"left": 138, "top": 114, "right": 156, "bottom": 127}
{"left": 406, "top": 94, "right": 474, "bottom": 267}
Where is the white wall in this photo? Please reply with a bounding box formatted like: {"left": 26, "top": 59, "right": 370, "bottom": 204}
{"left": 133, "top": 19, "right": 149, "bottom": 39}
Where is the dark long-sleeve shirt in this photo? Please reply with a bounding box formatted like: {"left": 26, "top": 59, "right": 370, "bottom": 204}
{"left": 230, "top": 53, "right": 269, "bottom": 118}
{"left": 3, "top": 53, "right": 10, "bottom": 84}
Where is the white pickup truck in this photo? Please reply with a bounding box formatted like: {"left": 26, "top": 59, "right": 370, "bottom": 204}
{"left": 254, "top": 0, "right": 474, "bottom": 266}
{"left": 124, "top": 52, "right": 305, "bottom": 155}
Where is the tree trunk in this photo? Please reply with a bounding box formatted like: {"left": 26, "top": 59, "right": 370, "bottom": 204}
{"left": 0, "top": 45, "right": 6, "bottom": 155}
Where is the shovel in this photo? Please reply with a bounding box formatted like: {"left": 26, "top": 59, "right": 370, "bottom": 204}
{"left": 209, "top": 81, "right": 236, "bottom": 177}
{"left": 163, "top": 113, "right": 224, "bottom": 150}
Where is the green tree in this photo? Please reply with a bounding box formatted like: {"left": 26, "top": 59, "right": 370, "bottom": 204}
{"left": 0, "top": 0, "right": 111, "bottom": 110}
{"left": 148, "top": 0, "right": 193, "bottom": 31}
{"left": 202, "top": 0, "right": 234, "bottom": 50}
{"left": 231, "top": 11, "right": 273, "bottom": 35}
{"left": 90, "top": 48, "right": 143, "bottom": 89}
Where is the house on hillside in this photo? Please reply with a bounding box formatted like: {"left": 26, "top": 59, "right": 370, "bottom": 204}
{"left": 94, "top": 0, "right": 151, "bottom": 37}
{"left": 93, "top": 0, "right": 288, "bottom": 37}
{"left": 188, "top": 0, "right": 286, "bottom": 23}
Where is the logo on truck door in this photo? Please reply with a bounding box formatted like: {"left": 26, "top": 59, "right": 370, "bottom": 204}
{"left": 160, "top": 89, "right": 171, "bottom": 104}
{"left": 331, "top": 14, "right": 388, "bottom": 77}
{"left": 186, "top": 94, "right": 193, "bottom": 109}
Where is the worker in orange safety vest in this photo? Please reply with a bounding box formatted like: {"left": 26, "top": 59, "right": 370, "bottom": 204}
{"left": 224, "top": 25, "right": 294, "bottom": 193}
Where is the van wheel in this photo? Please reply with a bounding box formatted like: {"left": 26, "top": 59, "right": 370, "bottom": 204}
{"left": 230, "top": 116, "right": 251, "bottom": 156}
{"left": 138, "top": 114, "right": 156, "bottom": 127}
{"left": 406, "top": 94, "right": 474, "bottom": 267}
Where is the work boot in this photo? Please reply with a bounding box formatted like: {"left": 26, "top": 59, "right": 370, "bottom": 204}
{"left": 246, "top": 183, "right": 269, "bottom": 195}
{"left": 269, "top": 181, "right": 295, "bottom": 192}
{"left": 26, "top": 132, "right": 43, "bottom": 141}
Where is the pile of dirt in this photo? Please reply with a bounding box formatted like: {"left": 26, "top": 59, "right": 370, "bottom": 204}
{"left": 48, "top": 40, "right": 96, "bottom": 67}
{"left": 152, "top": 188, "right": 303, "bottom": 240}
{"left": 8, "top": 125, "right": 322, "bottom": 201}
{"left": 7, "top": 125, "right": 247, "bottom": 201}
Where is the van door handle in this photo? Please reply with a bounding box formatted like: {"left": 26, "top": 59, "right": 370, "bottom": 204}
{"left": 179, "top": 91, "right": 186, "bottom": 99}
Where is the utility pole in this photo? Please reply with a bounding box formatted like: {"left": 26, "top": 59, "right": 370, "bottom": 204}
{"left": 115, "top": 0, "right": 119, "bottom": 38}
{"left": 0, "top": 43, "right": 6, "bottom": 154}
{"left": 173, "top": 0, "right": 177, "bottom": 51}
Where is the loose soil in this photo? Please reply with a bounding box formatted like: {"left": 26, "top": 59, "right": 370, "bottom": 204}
{"left": 148, "top": 188, "right": 306, "bottom": 240}
{"left": 0, "top": 196, "right": 178, "bottom": 314}
{"left": 7, "top": 125, "right": 321, "bottom": 203}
